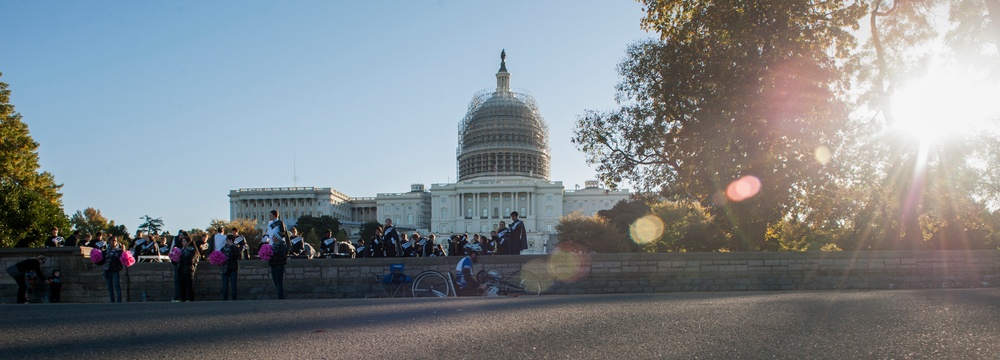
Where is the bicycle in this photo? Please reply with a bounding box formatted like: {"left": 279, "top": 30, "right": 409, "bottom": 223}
{"left": 411, "top": 268, "right": 541, "bottom": 297}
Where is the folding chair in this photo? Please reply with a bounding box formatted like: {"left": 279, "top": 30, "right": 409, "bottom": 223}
{"left": 374, "top": 263, "right": 411, "bottom": 297}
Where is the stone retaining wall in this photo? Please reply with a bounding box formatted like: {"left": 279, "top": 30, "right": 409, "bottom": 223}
{"left": 2, "top": 248, "right": 997, "bottom": 303}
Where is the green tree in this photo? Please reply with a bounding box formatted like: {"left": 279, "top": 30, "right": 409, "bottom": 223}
{"left": 0, "top": 72, "right": 70, "bottom": 247}
{"left": 556, "top": 212, "right": 637, "bottom": 253}
{"left": 596, "top": 199, "right": 650, "bottom": 235}
{"left": 138, "top": 215, "right": 164, "bottom": 235}
{"left": 843, "top": 0, "right": 1000, "bottom": 249}
{"left": 646, "top": 201, "right": 729, "bottom": 253}
{"left": 293, "top": 215, "right": 341, "bottom": 241}
{"left": 206, "top": 218, "right": 262, "bottom": 244}
{"left": 359, "top": 221, "right": 381, "bottom": 241}
{"left": 575, "top": 1, "right": 858, "bottom": 250}
{"left": 70, "top": 208, "right": 110, "bottom": 236}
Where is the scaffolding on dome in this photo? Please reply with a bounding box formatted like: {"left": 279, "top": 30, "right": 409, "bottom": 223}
{"left": 456, "top": 88, "right": 551, "bottom": 181}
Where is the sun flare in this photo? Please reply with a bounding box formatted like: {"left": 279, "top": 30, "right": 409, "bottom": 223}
{"left": 889, "top": 65, "right": 1000, "bottom": 144}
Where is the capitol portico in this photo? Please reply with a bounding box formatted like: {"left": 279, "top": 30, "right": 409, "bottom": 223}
{"left": 229, "top": 51, "right": 628, "bottom": 253}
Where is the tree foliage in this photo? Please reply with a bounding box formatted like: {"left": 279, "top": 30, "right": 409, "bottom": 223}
{"left": 556, "top": 212, "right": 638, "bottom": 253}
{"left": 70, "top": 208, "right": 110, "bottom": 235}
{"left": 0, "top": 72, "right": 69, "bottom": 247}
{"left": 358, "top": 221, "right": 381, "bottom": 242}
{"left": 293, "top": 215, "right": 342, "bottom": 241}
{"left": 138, "top": 215, "right": 164, "bottom": 235}
{"left": 597, "top": 199, "right": 651, "bottom": 235}
{"left": 206, "top": 218, "right": 262, "bottom": 244}
{"left": 645, "top": 201, "right": 728, "bottom": 252}
{"left": 575, "top": 1, "right": 858, "bottom": 249}
{"left": 575, "top": 0, "right": 1000, "bottom": 251}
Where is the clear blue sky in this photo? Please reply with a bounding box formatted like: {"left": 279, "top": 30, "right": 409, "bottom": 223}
{"left": 0, "top": 1, "right": 652, "bottom": 233}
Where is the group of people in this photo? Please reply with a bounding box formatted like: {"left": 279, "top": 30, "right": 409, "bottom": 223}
{"left": 12, "top": 210, "right": 532, "bottom": 303}
{"left": 346, "top": 211, "right": 529, "bottom": 259}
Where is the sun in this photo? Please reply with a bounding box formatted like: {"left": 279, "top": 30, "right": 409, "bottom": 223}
{"left": 889, "top": 63, "right": 1000, "bottom": 145}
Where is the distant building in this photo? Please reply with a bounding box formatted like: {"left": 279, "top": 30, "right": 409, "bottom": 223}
{"left": 229, "top": 51, "right": 629, "bottom": 249}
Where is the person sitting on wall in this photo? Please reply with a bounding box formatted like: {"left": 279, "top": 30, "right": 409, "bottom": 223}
{"left": 335, "top": 237, "right": 356, "bottom": 258}
{"left": 320, "top": 229, "right": 338, "bottom": 258}
{"left": 288, "top": 228, "right": 315, "bottom": 259}
{"left": 355, "top": 239, "right": 368, "bottom": 259}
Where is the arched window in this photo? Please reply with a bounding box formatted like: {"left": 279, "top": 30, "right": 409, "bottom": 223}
{"left": 520, "top": 207, "right": 526, "bottom": 216}
{"left": 493, "top": 207, "right": 500, "bottom": 218}
{"left": 482, "top": 208, "right": 488, "bottom": 218}
{"left": 407, "top": 214, "right": 414, "bottom": 225}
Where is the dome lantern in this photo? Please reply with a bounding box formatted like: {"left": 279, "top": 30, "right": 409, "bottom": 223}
{"left": 456, "top": 51, "right": 550, "bottom": 181}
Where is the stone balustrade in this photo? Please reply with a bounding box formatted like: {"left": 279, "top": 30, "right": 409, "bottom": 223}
{"left": 2, "top": 248, "right": 997, "bottom": 303}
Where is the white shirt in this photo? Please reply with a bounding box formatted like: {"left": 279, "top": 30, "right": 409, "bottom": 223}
{"left": 213, "top": 233, "right": 227, "bottom": 252}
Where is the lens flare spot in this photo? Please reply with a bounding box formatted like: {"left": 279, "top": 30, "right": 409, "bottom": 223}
{"left": 726, "top": 175, "right": 761, "bottom": 202}
{"left": 547, "top": 242, "right": 591, "bottom": 282}
{"left": 522, "top": 259, "right": 555, "bottom": 292}
{"left": 814, "top": 146, "right": 831, "bottom": 165}
{"left": 629, "top": 215, "right": 664, "bottom": 244}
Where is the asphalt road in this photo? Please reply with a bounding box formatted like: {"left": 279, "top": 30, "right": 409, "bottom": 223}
{"left": 1, "top": 289, "right": 999, "bottom": 359}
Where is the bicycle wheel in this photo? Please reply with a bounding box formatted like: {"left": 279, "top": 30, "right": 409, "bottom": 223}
{"left": 505, "top": 270, "right": 541, "bottom": 296}
{"left": 411, "top": 271, "right": 450, "bottom": 298}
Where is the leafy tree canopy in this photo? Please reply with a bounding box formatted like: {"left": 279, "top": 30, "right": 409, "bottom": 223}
{"left": 0, "top": 72, "right": 69, "bottom": 247}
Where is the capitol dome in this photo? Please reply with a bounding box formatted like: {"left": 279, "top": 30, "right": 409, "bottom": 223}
{"left": 457, "top": 50, "right": 550, "bottom": 181}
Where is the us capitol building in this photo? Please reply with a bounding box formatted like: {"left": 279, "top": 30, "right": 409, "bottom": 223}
{"left": 228, "top": 51, "right": 628, "bottom": 253}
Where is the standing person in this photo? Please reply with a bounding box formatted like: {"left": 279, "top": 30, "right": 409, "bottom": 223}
{"left": 456, "top": 234, "right": 469, "bottom": 257}
{"left": 496, "top": 221, "right": 510, "bottom": 255}
{"left": 209, "top": 227, "right": 226, "bottom": 256}
{"left": 220, "top": 235, "right": 244, "bottom": 301}
{"left": 399, "top": 233, "right": 414, "bottom": 257}
{"left": 66, "top": 230, "right": 81, "bottom": 247}
{"left": 169, "top": 230, "right": 187, "bottom": 302}
{"left": 268, "top": 234, "right": 289, "bottom": 300}
{"left": 101, "top": 235, "right": 125, "bottom": 303}
{"left": 177, "top": 235, "right": 200, "bottom": 302}
{"left": 369, "top": 226, "right": 384, "bottom": 258}
{"left": 229, "top": 228, "right": 250, "bottom": 260}
{"left": 355, "top": 239, "right": 368, "bottom": 258}
{"left": 6, "top": 255, "right": 48, "bottom": 303}
{"left": 413, "top": 233, "right": 427, "bottom": 257}
{"left": 422, "top": 234, "right": 437, "bottom": 257}
{"left": 87, "top": 231, "right": 107, "bottom": 249}
{"left": 383, "top": 219, "right": 399, "bottom": 257}
{"left": 44, "top": 227, "right": 64, "bottom": 247}
{"left": 48, "top": 270, "right": 62, "bottom": 303}
{"left": 264, "top": 210, "right": 287, "bottom": 244}
{"left": 508, "top": 211, "right": 528, "bottom": 255}
{"left": 447, "top": 235, "right": 458, "bottom": 257}
{"left": 484, "top": 232, "right": 498, "bottom": 255}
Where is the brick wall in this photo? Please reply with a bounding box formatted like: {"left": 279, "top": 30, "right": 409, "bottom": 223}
{"left": 2, "top": 248, "right": 997, "bottom": 303}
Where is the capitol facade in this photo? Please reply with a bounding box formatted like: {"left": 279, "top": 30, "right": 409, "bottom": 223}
{"left": 229, "top": 51, "right": 628, "bottom": 253}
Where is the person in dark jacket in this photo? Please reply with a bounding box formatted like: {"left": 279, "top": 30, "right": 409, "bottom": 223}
{"left": 6, "top": 255, "right": 48, "bottom": 303}
{"left": 44, "top": 227, "right": 64, "bottom": 247}
{"left": 177, "top": 236, "right": 200, "bottom": 302}
{"left": 268, "top": 238, "right": 289, "bottom": 299}
{"left": 101, "top": 235, "right": 125, "bottom": 302}
{"left": 220, "top": 235, "right": 244, "bottom": 300}
{"left": 48, "top": 269, "right": 62, "bottom": 303}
